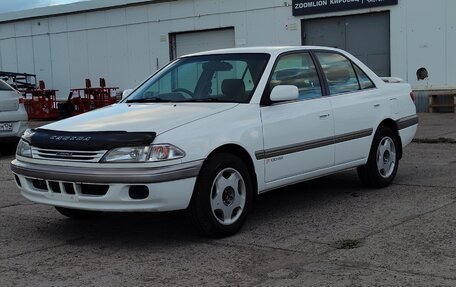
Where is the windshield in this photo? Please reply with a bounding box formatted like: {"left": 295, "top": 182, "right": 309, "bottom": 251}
{"left": 124, "top": 53, "right": 270, "bottom": 103}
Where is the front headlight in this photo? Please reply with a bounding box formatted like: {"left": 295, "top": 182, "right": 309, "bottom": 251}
{"left": 101, "top": 144, "right": 185, "bottom": 163}
{"left": 16, "top": 140, "right": 32, "bottom": 158}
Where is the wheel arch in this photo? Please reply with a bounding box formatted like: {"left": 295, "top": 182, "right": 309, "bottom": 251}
{"left": 377, "top": 118, "right": 403, "bottom": 159}
{"left": 204, "top": 144, "right": 259, "bottom": 199}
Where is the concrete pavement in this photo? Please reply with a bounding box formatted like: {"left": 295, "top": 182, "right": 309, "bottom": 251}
{"left": 0, "top": 113, "right": 454, "bottom": 286}
{"left": 415, "top": 113, "right": 456, "bottom": 142}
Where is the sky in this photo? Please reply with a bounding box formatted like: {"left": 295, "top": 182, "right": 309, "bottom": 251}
{"left": 0, "top": 0, "right": 88, "bottom": 13}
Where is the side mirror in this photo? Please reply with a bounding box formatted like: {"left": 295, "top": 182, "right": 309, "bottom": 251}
{"left": 270, "top": 85, "right": 299, "bottom": 102}
{"left": 122, "top": 89, "right": 134, "bottom": 101}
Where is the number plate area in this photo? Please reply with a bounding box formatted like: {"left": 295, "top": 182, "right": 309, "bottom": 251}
{"left": 0, "top": 122, "right": 13, "bottom": 132}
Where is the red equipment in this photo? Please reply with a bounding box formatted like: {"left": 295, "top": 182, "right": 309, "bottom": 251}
{"left": 70, "top": 78, "right": 118, "bottom": 116}
{"left": 22, "top": 80, "right": 60, "bottom": 120}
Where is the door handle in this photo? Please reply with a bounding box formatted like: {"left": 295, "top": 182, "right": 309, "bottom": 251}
{"left": 374, "top": 104, "right": 380, "bottom": 108}
{"left": 319, "top": 114, "right": 330, "bottom": 119}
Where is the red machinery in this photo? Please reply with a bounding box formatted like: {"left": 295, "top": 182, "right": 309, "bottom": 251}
{"left": 70, "top": 78, "right": 119, "bottom": 116}
{"left": 22, "top": 81, "right": 60, "bottom": 120}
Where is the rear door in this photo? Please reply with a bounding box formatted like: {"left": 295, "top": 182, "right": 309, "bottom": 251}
{"left": 259, "top": 52, "right": 334, "bottom": 183}
{"left": 0, "top": 80, "right": 19, "bottom": 112}
{"left": 314, "top": 51, "right": 378, "bottom": 165}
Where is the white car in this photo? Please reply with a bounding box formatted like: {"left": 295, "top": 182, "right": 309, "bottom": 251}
{"left": 0, "top": 79, "right": 28, "bottom": 155}
{"left": 11, "top": 47, "right": 418, "bottom": 237}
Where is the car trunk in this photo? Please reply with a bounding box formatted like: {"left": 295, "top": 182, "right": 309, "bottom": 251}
{"left": 0, "top": 82, "right": 19, "bottom": 112}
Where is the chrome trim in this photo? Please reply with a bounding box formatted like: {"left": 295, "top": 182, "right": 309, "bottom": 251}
{"left": 396, "top": 115, "right": 419, "bottom": 130}
{"left": 11, "top": 159, "right": 203, "bottom": 184}
{"left": 31, "top": 147, "right": 106, "bottom": 163}
{"left": 255, "top": 128, "right": 373, "bottom": 160}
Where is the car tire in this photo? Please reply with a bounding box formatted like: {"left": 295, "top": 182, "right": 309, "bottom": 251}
{"left": 188, "top": 153, "right": 253, "bottom": 238}
{"left": 357, "top": 126, "right": 400, "bottom": 188}
{"left": 55, "top": 206, "right": 101, "bottom": 220}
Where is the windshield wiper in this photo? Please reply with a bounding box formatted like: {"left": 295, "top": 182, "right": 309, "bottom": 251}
{"left": 125, "top": 97, "right": 172, "bottom": 103}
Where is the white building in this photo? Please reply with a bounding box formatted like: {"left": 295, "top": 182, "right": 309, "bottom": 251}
{"left": 0, "top": 0, "right": 454, "bottom": 110}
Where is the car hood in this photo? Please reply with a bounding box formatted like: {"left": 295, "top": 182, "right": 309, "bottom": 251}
{"left": 40, "top": 103, "right": 238, "bottom": 134}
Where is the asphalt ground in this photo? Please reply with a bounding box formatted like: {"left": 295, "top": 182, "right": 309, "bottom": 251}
{"left": 0, "top": 114, "right": 455, "bottom": 286}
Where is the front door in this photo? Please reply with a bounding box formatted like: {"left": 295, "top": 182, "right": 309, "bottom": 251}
{"left": 259, "top": 52, "right": 334, "bottom": 183}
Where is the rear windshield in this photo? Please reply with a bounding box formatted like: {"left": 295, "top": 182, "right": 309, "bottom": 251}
{"left": 0, "top": 80, "right": 13, "bottom": 91}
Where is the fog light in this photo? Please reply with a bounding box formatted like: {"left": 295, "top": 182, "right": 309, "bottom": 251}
{"left": 128, "top": 185, "right": 149, "bottom": 200}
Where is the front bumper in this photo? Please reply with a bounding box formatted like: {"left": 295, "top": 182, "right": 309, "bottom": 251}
{"left": 11, "top": 159, "right": 203, "bottom": 212}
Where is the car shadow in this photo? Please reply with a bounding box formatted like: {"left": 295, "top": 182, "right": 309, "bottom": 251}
{"left": 35, "top": 169, "right": 368, "bottom": 246}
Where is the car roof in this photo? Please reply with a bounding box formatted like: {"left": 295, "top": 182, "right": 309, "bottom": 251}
{"left": 181, "top": 46, "right": 344, "bottom": 58}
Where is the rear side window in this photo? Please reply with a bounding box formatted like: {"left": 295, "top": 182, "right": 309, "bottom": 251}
{"left": 269, "top": 53, "right": 322, "bottom": 100}
{"left": 0, "top": 80, "right": 13, "bottom": 91}
{"left": 354, "top": 64, "right": 375, "bottom": 89}
{"left": 316, "top": 52, "right": 359, "bottom": 94}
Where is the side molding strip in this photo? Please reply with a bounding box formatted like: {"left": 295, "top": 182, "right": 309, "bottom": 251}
{"left": 396, "top": 115, "right": 419, "bottom": 130}
{"left": 255, "top": 128, "right": 373, "bottom": 160}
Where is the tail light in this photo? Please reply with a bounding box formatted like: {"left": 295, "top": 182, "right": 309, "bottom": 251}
{"left": 410, "top": 91, "right": 415, "bottom": 102}
{"left": 19, "top": 97, "right": 26, "bottom": 104}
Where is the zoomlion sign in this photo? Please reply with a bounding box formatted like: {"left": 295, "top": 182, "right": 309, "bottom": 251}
{"left": 292, "top": 0, "right": 398, "bottom": 16}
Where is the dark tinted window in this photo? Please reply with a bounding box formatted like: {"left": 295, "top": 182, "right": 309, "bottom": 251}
{"left": 316, "top": 52, "right": 359, "bottom": 94}
{"left": 354, "top": 64, "right": 375, "bottom": 89}
{"left": 270, "top": 53, "right": 322, "bottom": 100}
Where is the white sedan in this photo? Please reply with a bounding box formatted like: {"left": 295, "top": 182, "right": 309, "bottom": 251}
{"left": 0, "top": 79, "right": 28, "bottom": 155}
{"left": 11, "top": 46, "right": 418, "bottom": 237}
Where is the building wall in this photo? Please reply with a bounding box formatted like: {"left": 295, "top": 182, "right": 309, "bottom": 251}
{"left": 0, "top": 0, "right": 455, "bottom": 97}
{"left": 0, "top": 0, "right": 300, "bottom": 95}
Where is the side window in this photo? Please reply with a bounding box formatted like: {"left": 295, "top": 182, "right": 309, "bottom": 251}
{"left": 354, "top": 64, "right": 375, "bottom": 90}
{"left": 270, "top": 53, "right": 322, "bottom": 100}
{"left": 316, "top": 52, "right": 360, "bottom": 94}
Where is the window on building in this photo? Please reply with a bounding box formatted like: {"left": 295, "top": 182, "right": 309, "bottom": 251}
{"left": 269, "top": 53, "right": 322, "bottom": 100}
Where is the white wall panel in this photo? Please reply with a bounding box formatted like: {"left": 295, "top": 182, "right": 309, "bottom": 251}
{"left": 126, "top": 5, "right": 148, "bottom": 24}
{"left": 32, "top": 35, "right": 53, "bottom": 86}
{"left": 194, "top": 0, "right": 220, "bottom": 16}
{"left": 31, "top": 19, "right": 49, "bottom": 35}
{"left": 0, "top": 39, "right": 18, "bottom": 72}
{"left": 446, "top": 0, "right": 456, "bottom": 87}
{"left": 170, "top": 0, "right": 194, "bottom": 19}
{"left": 406, "top": 0, "right": 446, "bottom": 88}
{"left": 0, "top": 23, "right": 15, "bottom": 39}
{"left": 87, "top": 29, "right": 108, "bottom": 83}
{"left": 49, "top": 16, "right": 68, "bottom": 34}
{"left": 105, "top": 26, "right": 129, "bottom": 89}
{"left": 14, "top": 22, "right": 32, "bottom": 37}
{"left": 126, "top": 23, "right": 151, "bottom": 86}
{"left": 16, "top": 37, "right": 35, "bottom": 74}
{"left": 67, "top": 14, "right": 86, "bottom": 31}
{"left": 246, "top": 9, "right": 275, "bottom": 46}
{"left": 50, "top": 33, "right": 71, "bottom": 94}
{"left": 148, "top": 2, "right": 171, "bottom": 22}
{"left": 68, "top": 31, "right": 89, "bottom": 87}
{"left": 86, "top": 11, "right": 107, "bottom": 29}
{"left": 194, "top": 14, "right": 220, "bottom": 31}
{"left": 106, "top": 8, "right": 127, "bottom": 26}
{"left": 219, "top": 0, "right": 244, "bottom": 13}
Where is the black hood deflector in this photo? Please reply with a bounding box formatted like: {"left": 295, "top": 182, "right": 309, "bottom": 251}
{"left": 30, "top": 129, "right": 156, "bottom": 151}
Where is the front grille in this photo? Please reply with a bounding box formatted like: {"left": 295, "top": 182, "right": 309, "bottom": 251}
{"left": 49, "top": 181, "right": 61, "bottom": 193}
{"left": 31, "top": 179, "right": 48, "bottom": 191}
{"left": 26, "top": 178, "right": 109, "bottom": 197}
{"left": 31, "top": 147, "right": 106, "bottom": 163}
